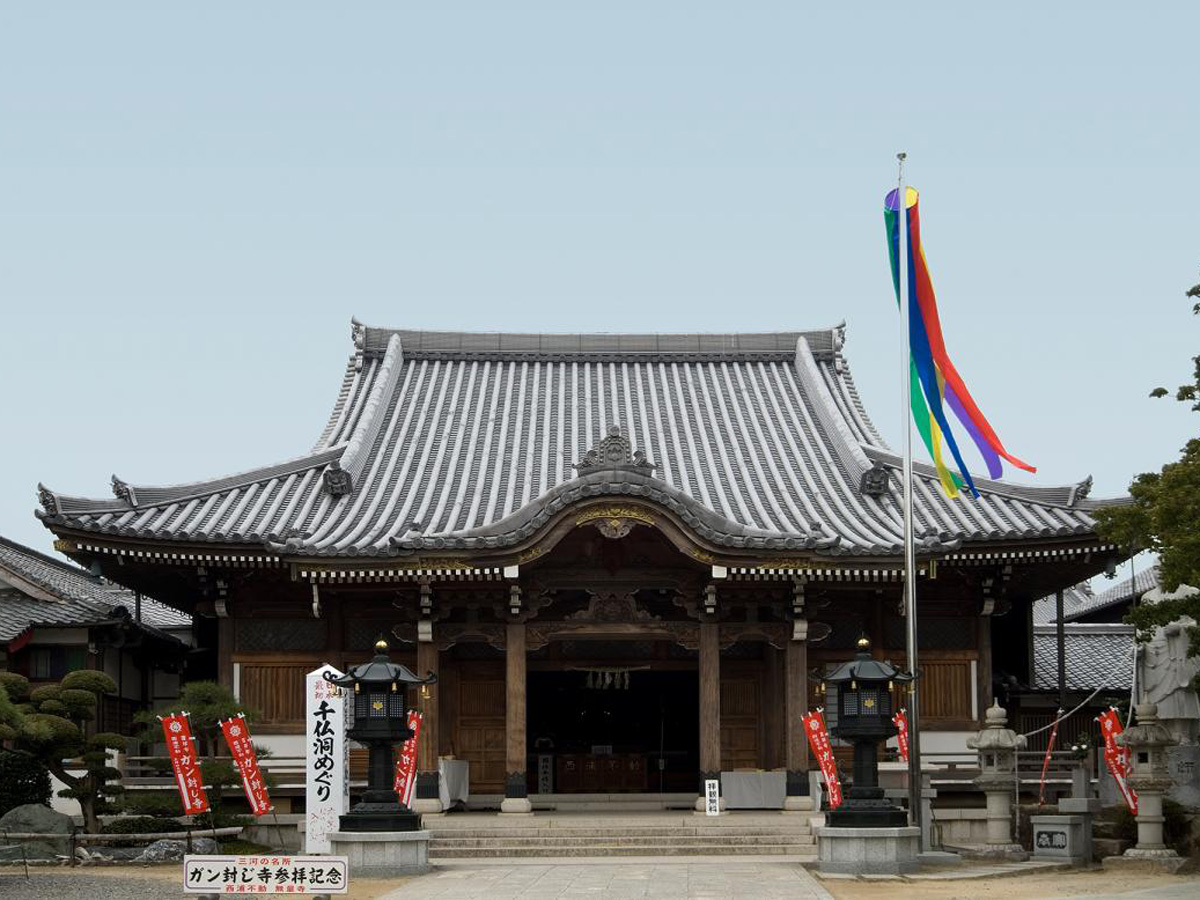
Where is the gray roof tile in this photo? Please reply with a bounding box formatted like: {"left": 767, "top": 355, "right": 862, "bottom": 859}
{"left": 37, "top": 323, "right": 1115, "bottom": 558}
{"left": 1031, "top": 624, "right": 1135, "bottom": 691}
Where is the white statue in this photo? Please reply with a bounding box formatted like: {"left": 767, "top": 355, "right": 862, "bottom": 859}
{"left": 1138, "top": 582, "right": 1200, "bottom": 746}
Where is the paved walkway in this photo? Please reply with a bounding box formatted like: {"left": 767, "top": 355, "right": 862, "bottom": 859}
{"left": 381, "top": 860, "right": 833, "bottom": 900}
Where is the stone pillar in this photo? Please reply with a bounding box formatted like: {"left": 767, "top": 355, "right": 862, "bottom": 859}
{"left": 1116, "top": 703, "right": 1179, "bottom": 864}
{"left": 695, "top": 620, "right": 724, "bottom": 812}
{"left": 967, "top": 702, "right": 1027, "bottom": 859}
{"left": 784, "top": 633, "right": 812, "bottom": 811}
{"left": 500, "top": 622, "right": 532, "bottom": 814}
{"left": 411, "top": 641, "right": 442, "bottom": 814}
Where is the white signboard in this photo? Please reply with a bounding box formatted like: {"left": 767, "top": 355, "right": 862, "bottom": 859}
{"left": 184, "top": 854, "right": 348, "bottom": 894}
{"left": 704, "top": 778, "right": 720, "bottom": 816}
{"left": 305, "top": 665, "right": 348, "bottom": 854}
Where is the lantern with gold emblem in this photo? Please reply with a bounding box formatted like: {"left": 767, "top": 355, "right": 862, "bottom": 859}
{"left": 323, "top": 638, "right": 437, "bottom": 831}
{"left": 824, "top": 636, "right": 911, "bottom": 827}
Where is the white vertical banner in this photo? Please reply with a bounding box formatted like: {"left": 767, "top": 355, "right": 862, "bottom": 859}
{"left": 306, "top": 664, "right": 348, "bottom": 854}
{"left": 704, "top": 778, "right": 720, "bottom": 816}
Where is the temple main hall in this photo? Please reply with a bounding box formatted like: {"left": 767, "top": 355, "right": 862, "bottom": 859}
{"left": 35, "top": 321, "right": 1121, "bottom": 812}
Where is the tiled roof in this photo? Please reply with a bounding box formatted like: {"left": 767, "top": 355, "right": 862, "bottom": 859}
{"left": 37, "top": 322, "right": 1117, "bottom": 558}
{"left": 1031, "top": 584, "right": 1096, "bottom": 624}
{"left": 1031, "top": 624, "right": 1135, "bottom": 692}
{"left": 0, "top": 536, "right": 190, "bottom": 641}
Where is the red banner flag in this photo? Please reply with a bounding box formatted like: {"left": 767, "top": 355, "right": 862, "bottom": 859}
{"left": 1098, "top": 708, "right": 1138, "bottom": 814}
{"left": 160, "top": 712, "right": 209, "bottom": 816}
{"left": 802, "top": 709, "right": 843, "bottom": 810}
{"left": 1038, "top": 712, "right": 1061, "bottom": 808}
{"left": 892, "top": 708, "right": 910, "bottom": 763}
{"left": 394, "top": 710, "right": 423, "bottom": 806}
{"left": 220, "top": 714, "right": 272, "bottom": 817}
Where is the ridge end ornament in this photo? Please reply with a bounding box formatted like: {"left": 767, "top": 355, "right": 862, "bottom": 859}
{"left": 573, "top": 425, "right": 656, "bottom": 476}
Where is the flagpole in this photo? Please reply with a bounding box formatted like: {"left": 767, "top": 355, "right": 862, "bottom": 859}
{"left": 896, "top": 152, "right": 924, "bottom": 847}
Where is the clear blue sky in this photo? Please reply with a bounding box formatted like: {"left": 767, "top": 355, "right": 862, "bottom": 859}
{"left": 1, "top": 3, "right": 1196, "bottom": 557}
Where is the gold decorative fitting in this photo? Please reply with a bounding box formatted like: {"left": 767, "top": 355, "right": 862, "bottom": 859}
{"left": 354, "top": 682, "right": 360, "bottom": 693}
{"left": 371, "top": 700, "right": 384, "bottom": 712}
{"left": 864, "top": 697, "right": 876, "bottom": 709}
{"left": 856, "top": 635, "right": 871, "bottom": 650}
{"left": 575, "top": 505, "right": 656, "bottom": 527}
{"left": 518, "top": 546, "right": 546, "bottom": 564}
{"left": 689, "top": 549, "right": 717, "bottom": 565}
{"left": 375, "top": 638, "right": 389, "bottom": 652}
{"left": 851, "top": 680, "right": 857, "bottom": 690}
{"left": 390, "top": 682, "right": 397, "bottom": 693}
{"left": 420, "top": 685, "right": 431, "bottom": 701}
{"left": 53, "top": 539, "right": 76, "bottom": 553}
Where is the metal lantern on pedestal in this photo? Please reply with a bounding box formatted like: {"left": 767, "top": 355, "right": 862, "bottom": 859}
{"left": 824, "top": 636, "right": 911, "bottom": 827}
{"left": 323, "top": 638, "right": 437, "bottom": 832}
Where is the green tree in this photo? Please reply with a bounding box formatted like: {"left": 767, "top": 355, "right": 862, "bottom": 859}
{"left": 131, "top": 681, "right": 266, "bottom": 826}
{"left": 0, "top": 670, "right": 123, "bottom": 832}
{"left": 1094, "top": 268, "right": 1200, "bottom": 683}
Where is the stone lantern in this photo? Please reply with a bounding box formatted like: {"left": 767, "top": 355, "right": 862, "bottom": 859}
{"left": 323, "top": 639, "right": 437, "bottom": 833}
{"left": 966, "top": 702, "right": 1027, "bottom": 859}
{"left": 824, "top": 636, "right": 912, "bottom": 827}
{"left": 1115, "top": 703, "right": 1180, "bottom": 863}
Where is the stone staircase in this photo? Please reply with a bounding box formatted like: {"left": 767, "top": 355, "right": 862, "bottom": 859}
{"left": 424, "top": 813, "right": 818, "bottom": 860}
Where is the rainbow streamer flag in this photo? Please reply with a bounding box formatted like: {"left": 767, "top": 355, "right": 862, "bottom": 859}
{"left": 885, "top": 187, "right": 1034, "bottom": 499}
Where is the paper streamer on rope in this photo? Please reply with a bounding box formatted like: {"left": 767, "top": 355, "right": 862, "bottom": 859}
{"left": 892, "top": 708, "right": 910, "bottom": 763}
{"left": 885, "top": 187, "right": 1036, "bottom": 498}
{"left": 1038, "top": 710, "right": 1061, "bottom": 808}
{"left": 802, "top": 708, "right": 843, "bottom": 810}
{"left": 160, "top": 712, "right": 209, "bottom": 816}
{"left": 1097, "top": 707, "right": 1138, "bottom": 814}
{"left": 219, "top": 714, "right": 272, "bottom": 816}
{"left": 394, "top": 710, "right": 423, "bottom": 806}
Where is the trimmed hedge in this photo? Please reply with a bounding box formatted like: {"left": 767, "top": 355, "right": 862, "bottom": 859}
{"left": 0, "top": 748, "right": 52, "bottom": 816}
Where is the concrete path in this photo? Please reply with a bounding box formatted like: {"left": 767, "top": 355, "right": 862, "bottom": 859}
{"left": 1042, "top": 888, "right": 1199, "bottom": 900}
{"left": 381, "top": 860, "right": 833, "bottom": 900}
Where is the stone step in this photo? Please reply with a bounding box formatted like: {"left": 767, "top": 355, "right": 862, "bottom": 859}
{"left": 425, "top": 827, "right": 812, "bottom": 839}
{"left": 429, "top": 844, "right": 817, "bottom": 859}
{"left": 429, "top": 835, "right": 816, "bottom": 849}
{"left": 1093, "top": 837, "right": 1132, "bottom": 858}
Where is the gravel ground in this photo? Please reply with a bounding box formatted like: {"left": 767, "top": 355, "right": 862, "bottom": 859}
{"left": 0, "top": 871, "right": 185, "bottom": 899}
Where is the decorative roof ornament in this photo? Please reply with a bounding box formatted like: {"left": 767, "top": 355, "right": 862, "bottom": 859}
{"left": 351, "top": 317, "right": 366, "bottom": 372}
{"left": 36, "top": 483, "right": 59, "bottom": 516}
{"left": 859, "top": 460, "right": 890, "bottom": 498}
{"left": 573, "top": 425, "right": 655, "bottom": 477}
{"left": 111, "top": 475, "right": 138, "bottom": 507}
{"left": 1068, "top": 475, "right": 1093, "bottom": 507}
{"left": 323, "top": 461, "right": 354, "bottom": 497}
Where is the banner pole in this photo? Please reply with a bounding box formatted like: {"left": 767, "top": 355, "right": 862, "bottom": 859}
{"left": 896, "top": 152, "right": 924, "bottom": 848}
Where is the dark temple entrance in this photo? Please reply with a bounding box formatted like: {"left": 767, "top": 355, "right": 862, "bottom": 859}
{"left": 527, "top": 667, "right": 699, "bottom": 794}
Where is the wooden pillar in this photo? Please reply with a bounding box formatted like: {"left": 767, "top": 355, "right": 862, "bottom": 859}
{"left": 412, "top": 640, "right": 442, "bottom": 813}
{"left": 978, "top": 615, "right": 994, "bottom": 717}
{"left": 784, "top": 635, "right": 811, "bottom": 808}
{"left": 217, "top": 618, "right": 234, "bottom": 691}
{"left": 500, "top": 621, "right": 531, "bottom": 813}
{"left": 697, "top": 621, "right": 721, "bottom": 805}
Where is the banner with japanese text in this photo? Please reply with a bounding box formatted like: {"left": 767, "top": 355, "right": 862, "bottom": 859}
{"left": 1098, "top": 707, "right": 1138, "bottom": 814}
{"left": 802, "top": 709, "right": 842, "bottom": 809}
{"left": 892, "top": 708, "right": 909, "bottom": 762}
{"left": 394, "top": 710, "right": 423, "bottom": 806}
{"left": 305, "top": 665, "right": 349, "bottom": 854}
{"left": 220, "top": 713, "right": 272, "bottom": 816}
{"left": 160, "top": 712, "right": 209, "bottom": 816}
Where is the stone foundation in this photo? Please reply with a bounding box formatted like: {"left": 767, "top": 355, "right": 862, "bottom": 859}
{"left": 815, "top": 825, "right": 920, "bottom": 875}
{"left": 328, "top": 830, "right": 430, "bottom": 877}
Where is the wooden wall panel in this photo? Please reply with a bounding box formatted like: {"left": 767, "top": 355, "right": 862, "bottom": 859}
{"left": 720, "top": 676, "right": 760, "bottom": 771}
{"left": 239, "top": 663, "right": 311, "bottom": 724}
{"left": 453, "top": 662, "right": 507, "bottom": 794}
{"left": 921, "top": 659, "right": 973, "bottom": 720}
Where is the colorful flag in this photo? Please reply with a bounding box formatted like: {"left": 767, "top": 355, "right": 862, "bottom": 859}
{"left": 892, "top": 708, "right": 910, "bottom": 763}
{"left": 1097, "top": 707, "right": 1138, "bottom": 813}
{"left": 885, "top": 187, "right": 1035, "bottom": 498}
{"left": 802, "top": 709, "right": 843, "bottom": 810}
{"left": 220, "top": 714, "right": 272, "bottom": 816}
{"left": 394, "top": 710, "right": 423, "bottom": 806}
{"left": 160, "top": 712, "right": 209, "bottom": 816}
{"left": 1038, "top": 712, "right": 1061, "bottom": 807}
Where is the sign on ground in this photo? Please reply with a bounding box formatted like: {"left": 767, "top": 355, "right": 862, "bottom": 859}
{"left": 183, "top": 854, "right": 349, "bottom": 894}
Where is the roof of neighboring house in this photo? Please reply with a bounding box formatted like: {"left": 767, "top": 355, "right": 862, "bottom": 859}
{"left": 1031, "top": 583, "right": 1096, "bottom": 624}
{"left": 0, "top": 536, "right": 190, "bottom": 643}
{"left": 36, "top": 322, "right": 1116, "bottom": 558}
{"left": 1031, "top": 623, "right": 1135, "bottom": 692}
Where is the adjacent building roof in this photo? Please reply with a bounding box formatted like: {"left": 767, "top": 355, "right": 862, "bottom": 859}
{"left": 1031, "top": 623, "right": 1135, "bottom": 692}
{"left": 36, "top": 321, "right": 1114, "bottom": 559}
{"left": 0, "top": 536, "right": 191, "bottom": 643}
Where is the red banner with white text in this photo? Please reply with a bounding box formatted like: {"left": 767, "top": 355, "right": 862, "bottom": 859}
{"left": 1038, "top": 711, "right": 1061, "bottom": 808}
{"left": 220, "top": 714, "right": 272, "bottom": 816}
{"left": 1098, "top": 707, "right": 1138, "bottom": 814}
{"left": 892, "top": 708, "right": 910, "bottom": 763}
{"left": 394, "top": 710, "right": 423, "bottom": 806}
{"left": 802, "top": 709, "right": 843, "bottom": 810}
{"left": 160, "top": 712, "right": 209, "bottom": 816}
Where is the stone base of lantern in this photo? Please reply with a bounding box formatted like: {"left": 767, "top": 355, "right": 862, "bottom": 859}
{"left": 965, "top": 843, "right": 1028, "bottom": 861}
{"left": 1102, "top": 850, "right": 1186, "bottom": 874}
{"left": 816, "top": 825, "right": 920, "bottom": 875}
{"left": 329, "top": 830, "right": 431, "bottom": 877}
{"left": 1031, "top": 814, "right": 1092, "bottom": 866}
